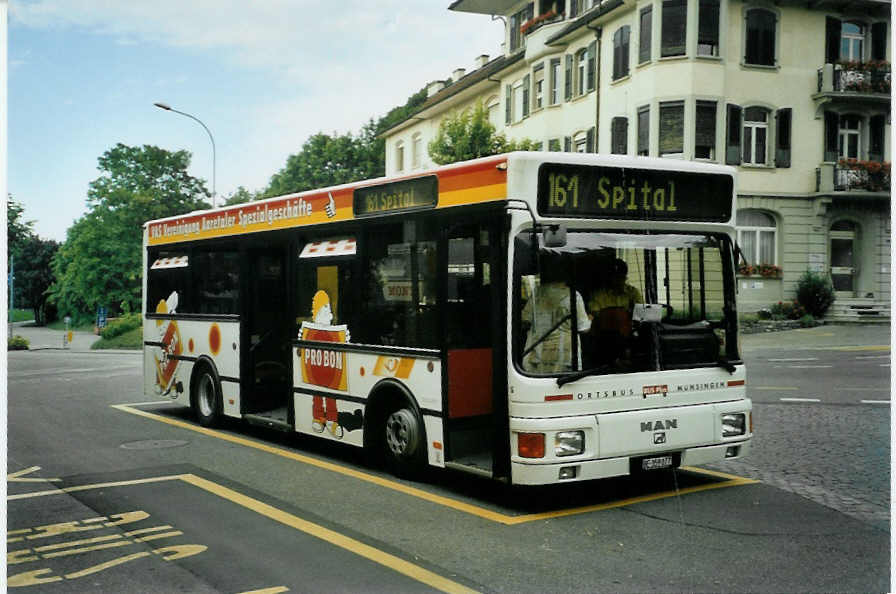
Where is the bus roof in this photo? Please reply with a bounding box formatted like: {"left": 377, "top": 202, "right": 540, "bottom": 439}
{"left": 145, "top": 152, "right": 735, "bottom": 246}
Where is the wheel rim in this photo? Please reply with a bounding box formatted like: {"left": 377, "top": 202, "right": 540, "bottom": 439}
{"left": 385, "top": 409, "right": 419, "bottom": 458}
{"left": 197, "top": 373, "right": 215, "bottom": 418}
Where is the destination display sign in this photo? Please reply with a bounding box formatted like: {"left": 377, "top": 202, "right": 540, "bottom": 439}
{"left": 353, "top": 175, "right": 438, "bottom": 217}
{"left": 537, "top": 163, "right": 733, "bottom": 222}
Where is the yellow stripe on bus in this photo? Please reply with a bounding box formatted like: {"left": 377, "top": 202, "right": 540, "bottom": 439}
{"left": 437, "top": 183, "right": 507, "bottom": 207}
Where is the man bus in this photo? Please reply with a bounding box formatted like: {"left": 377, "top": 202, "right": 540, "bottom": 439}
{"left": 143, "top": 152, "right": 751, "bottom": 485}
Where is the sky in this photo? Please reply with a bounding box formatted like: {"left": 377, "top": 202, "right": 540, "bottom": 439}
{"left": 7, "top": 1, "right": 504, "bottom": 242}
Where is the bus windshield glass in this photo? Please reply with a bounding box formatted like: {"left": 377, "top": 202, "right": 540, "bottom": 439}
{"left": 514, "top": 230, "right": 737, "bottom": 376}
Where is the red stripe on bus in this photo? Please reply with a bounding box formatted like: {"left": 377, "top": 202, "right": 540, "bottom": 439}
{"left": 728, "top": 380, "right": 745, "bottom": 387}
{"left": 545, "top": 394, "right": 574, "bottom": 401}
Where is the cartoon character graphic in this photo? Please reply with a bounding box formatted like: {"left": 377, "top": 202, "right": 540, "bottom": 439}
{"left": 153, "top": 291, "right": 184, "bottom": 397}
{"left": 298, "top": 290, "right": 361, "bottom": 439}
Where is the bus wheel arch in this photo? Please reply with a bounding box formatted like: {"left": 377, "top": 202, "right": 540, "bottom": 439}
{"left": 363, "top": 380, "right": 427, "bottom": 478}
{"left": 190, "top": 357, "right": 222, "bottom": 428}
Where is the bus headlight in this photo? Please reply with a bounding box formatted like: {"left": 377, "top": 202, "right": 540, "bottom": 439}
{"left": 555, "top": 431, "right": 585, "bottom": 457}
{"left": 721, "top": 413, "right": 746, "bottom": 437}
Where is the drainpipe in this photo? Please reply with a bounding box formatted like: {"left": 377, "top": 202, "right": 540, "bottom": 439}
{"left": 587, "top": 24, "right": 602, "bottom": 152}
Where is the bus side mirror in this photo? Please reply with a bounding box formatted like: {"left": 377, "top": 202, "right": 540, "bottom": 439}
{"left": 543, "top": 225, "right": 567, "bottom": 248}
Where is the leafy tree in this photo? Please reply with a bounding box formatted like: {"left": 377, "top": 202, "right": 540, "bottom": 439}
{"left": 263, "top": 132, "right": 378, "bottom": 198}
{"left": 12, "top": 235, "right": 59, "bottom": 325}
{"left": 223, "top": 186, "right": 259, "bottom": 205}
{"left": 48, "top": 144, "right": 209, "bottom": 319}
{"left": 428, "top": 100, "right": 538, "bottom": 165}
{"left": 7, "top": 196, "right": 34, "bottom": 253}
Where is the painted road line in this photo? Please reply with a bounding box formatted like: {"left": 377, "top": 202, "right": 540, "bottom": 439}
{"left": 861, "top": 400, "right": 891, "bottom": 405}
{"left": 779, "top": 397, "right": 821, "bottom": 403}
{"left": 753, "top": 387, "right": 799, "bottom": 391}
{"left": 8, "top": 473, "right": 478, "bottom": 594}
{"left": 767, "top": 357, "right": 818, "bottom": 362}
{"left": 855, "top": 355, "right": 891, "bottom": 360}
{"left": 111, "top": 403, "right": 758, "bottom": 525}
{"left": 826, "top": 345, "right": 890, "bottom": 352}
{"left": 774, "top": 365, "right": 832, "bottom": 369}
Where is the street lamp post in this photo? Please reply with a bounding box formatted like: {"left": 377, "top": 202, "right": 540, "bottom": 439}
{"left": 153, "top": 102, "right": 217, "bottom": 208}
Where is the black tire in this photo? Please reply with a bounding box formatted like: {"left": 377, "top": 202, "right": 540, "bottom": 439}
{"left": 192, "top": 363, "right": 222, "bottom": 428}
{"left": 382, "top": 405, "right": 427, "bottom": 478}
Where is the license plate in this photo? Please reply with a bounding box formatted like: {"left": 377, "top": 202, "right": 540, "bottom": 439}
{"left": 642, "top": 455, "right": 674, "bottom": 471}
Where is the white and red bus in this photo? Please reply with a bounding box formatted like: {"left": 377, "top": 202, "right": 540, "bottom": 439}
{"left": 143, "top": 152, "right": 752, "bottom": 484}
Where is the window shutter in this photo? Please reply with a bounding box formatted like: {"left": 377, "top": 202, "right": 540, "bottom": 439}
{"left": 637, "top": 106, "right": 650, "bottom": 155}
{"left": 586, "top": 127, "right": 595, "bottom": 153}
{"left": 587, "top": 41, "right": 596, "bottom": 91}
{"left": 564, "top": 136, "right": 572, "bottom": 152}
{"left": 869, "top": 115, "right": 885, "bottom": 162}
{"left": 659, "top": 101, "right": 684, "bottom": 155}
{"left": 726, "top": 104, "right": 742, "bottom": 165}
{"left": 825, "top": 17, "right": 841, "bottom": 64}
{"left": 698, "top": 0, "right": 719, "bottom": 50}
{"left": 621, "top": 28, "right": 630, "bottom": 78}
{"left": 570, "top": 0, "right": 579, "bottom": 18}
{"left": 695, "top": 100, "right": 717, "bottom": 156}
{"left": 505, "top": 84, "right": 512, "bottom": 125}
{"left": 823, "top": 111, "right": 839, "bottom": 162}
{"left": 564, "top": 55, "right": 573, "bottom": 101}
{"left": 871, "top": 22, "right": 887, "bottom": 61}
{"left": 774, "top": 108, "right": 791, "bottom": 168}
{"left": 661, "top": 0, "right": 687, "bottom": 57}
{"left": 639, "top": 7, "right": 652, "bottom": 63}
{"left": 522, "top": 74, "right": 530, "bottom": 118}
{"left": 612, "top": 117, "right": 629, "bottom": 154}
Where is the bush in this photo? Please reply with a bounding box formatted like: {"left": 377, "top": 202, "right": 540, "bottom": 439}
{"left": 100, "top": 313, "right": 142, "bottom": 340}
{"left": 799, "top": 314, "right": 816, "bottom": 327}
{"left": 795, "top": 270, "right": 835, "bottom": 318}
{"left": 770, "top": 300, "right": 807, "bottom": 320}
{"left": 8, "top": 335, "right": 29, "bottom": 350}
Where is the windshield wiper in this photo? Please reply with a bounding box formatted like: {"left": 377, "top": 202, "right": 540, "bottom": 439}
{"left": 557, "top": 365, "right": 611, "bottom": 387}
{"left": 716, "top": 358, "right": 736, "bottom": 373}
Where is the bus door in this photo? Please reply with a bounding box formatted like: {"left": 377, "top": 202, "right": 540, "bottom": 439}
{"left": 442, "top": 219, "right": 507, "bottom": 478}
{"left": 243, "top": 246, "right": 291, "bottom": 418}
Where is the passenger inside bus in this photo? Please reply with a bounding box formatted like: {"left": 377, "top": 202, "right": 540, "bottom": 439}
{"left": 520, "top": 256, "right": 591, "bottom": 374}
{"left": 586, "top": 257, "right": 643, "bottom": 369}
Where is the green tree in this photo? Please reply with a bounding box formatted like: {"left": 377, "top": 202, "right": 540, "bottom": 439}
{"left": 12, "top": 235, "right": 59, "bottom": 325}
{"left": 7, "top": 196, "right": 34, "bottom": 253}
{"left": 223, "top": 186, "right": 259, "bottom": 205}
{"left": 428, "top": 100, "right": 538, "bottom": 165}
{"left": 48, "top": 144, "right": 209, "bottom": 319}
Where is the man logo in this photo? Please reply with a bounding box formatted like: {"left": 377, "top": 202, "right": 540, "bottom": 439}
{"left": 654, "top": 432, "right": 666, "bottom": 445}
{"left": 641, "top": 419, "right": 678, "bottom": 432}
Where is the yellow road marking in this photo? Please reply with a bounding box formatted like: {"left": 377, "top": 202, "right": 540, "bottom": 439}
{"left": 753, "top": 386, "right": 799, "bottom": 391}
{"left": 8, "top": 466, "right": 61, "bottom": 483}
{"left": 111, "top": 403, "right": 758, "bottom": 525}
{"left": 825, "top": 345, "right": 890, "bottom": 352}
{"left": 181, "top": 474, "right": 478, "bottom": 594}
{"left": 238, "top": 589, "right": 289, "bottom": 594}
{"left": 7, "top": 475, "right": 185, "bottom": 501}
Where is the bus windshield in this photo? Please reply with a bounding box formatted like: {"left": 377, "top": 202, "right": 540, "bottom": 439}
{"left": 514, "top": 230, "right": 738, "bottom": 377}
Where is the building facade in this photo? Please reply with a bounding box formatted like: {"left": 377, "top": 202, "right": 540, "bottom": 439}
{"left": 382, "top": 0, "right": 891, "bottom": 312}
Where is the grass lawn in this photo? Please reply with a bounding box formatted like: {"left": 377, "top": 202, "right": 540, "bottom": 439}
{"left": 9, "top": 309, "right": 34, "bottom": 323}
{"left": 91, "top": 326, "right": 142, "bottom": 350}
{"left": 47, "top": 319, "right": 96, "bottom": 332}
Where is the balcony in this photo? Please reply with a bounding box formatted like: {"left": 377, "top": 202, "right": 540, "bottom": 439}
{"left": 816, "top": 160, "right": 891, "bottom": 194}
{"left": 814, "top": 62, "right": 891, "bottom": 111}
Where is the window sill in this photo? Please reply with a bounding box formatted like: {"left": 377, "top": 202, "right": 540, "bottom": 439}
{"left": 636, "top": 60, "right": 651, "bottom": 69}
{"left": 658, "top": 54, "right": 688, "bottom": 62}
{"left": 610, "top": 74, "right": 631, "bottom": 85}
{"left": 695, "top": 54, "right": 723, "bottom": 62}
{"left": 740, "top": 62, "right": 780, "bottom": 72}
{"left": 740, "top": 163, "right": 775, "bottom": 169}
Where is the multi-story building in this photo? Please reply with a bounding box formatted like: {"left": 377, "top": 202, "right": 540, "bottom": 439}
{"left": 382, "top": 0, "right": 891, "bottom": 315}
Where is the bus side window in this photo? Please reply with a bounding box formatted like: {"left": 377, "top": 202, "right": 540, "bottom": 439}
{"left": 195, "top": 249, "right": 239, "bottom": 314}
{"left": 446, "top": 228, "right": 491, "bottom": 349}
{"left": 147, "top": 250, "right": 191, "bottom": 314}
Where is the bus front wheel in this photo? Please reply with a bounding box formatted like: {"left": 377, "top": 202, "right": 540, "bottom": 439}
{"left": 383, "top": 406, "right": 426, "bottom": 478}
{"left": 192, "top": 364, "right": 222, "bottom": 428}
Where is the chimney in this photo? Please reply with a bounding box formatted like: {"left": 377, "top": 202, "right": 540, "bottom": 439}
{"left": 427, "top": 80, "right": 446, "bottom": 97}
{"left": 452, "top": 68, "right": 466, "bottom": 82}
{"left": 475, "top": 54, "right": 490, "bottom": 69}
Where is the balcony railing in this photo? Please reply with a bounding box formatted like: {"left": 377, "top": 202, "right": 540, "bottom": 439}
{"left": 817, "top": 61, "right": 891, "bottom": 94}
{"left": 817, "top": 161, "right": 891, "bottom": 192}
{"left": 520, "top": 9, "right": 563, "bottom": 36}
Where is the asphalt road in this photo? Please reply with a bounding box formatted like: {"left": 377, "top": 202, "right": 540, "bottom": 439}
{"left": 6, "top": 324, "right": 891, "bottom": 593}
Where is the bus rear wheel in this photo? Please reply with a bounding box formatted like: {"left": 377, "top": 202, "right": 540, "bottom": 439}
{"left": 383, "top": 406, "right": 426, "bottom": 478}
{"left": 192, "top": 364, "right": 221, "bottom": 428}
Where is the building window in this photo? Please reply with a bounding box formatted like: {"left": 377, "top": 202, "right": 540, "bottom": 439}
{"left": 745, "top": 8, "right": 775, "bottom": 66}
{"left": 838, "top": 114, "right": 861, "bottom": 160}
{"left": 639, "top": 6, "right": 652, "bottom": 63}
{"left": 611, "top": 117, "right": 628, "bottom": 154}
{"left": 695, "top": 100, "right": 717, "bottom": 159}
{"left": 742, "top": 106, "right": 768, "bottom": 165}
{"left": 637, "top": 105, "right": 650, "bottom": 156}
{"left": 574, "top": 131, "right": 588, "bottom": 153}
{"left": 411, "top": 134, "right": 422, "bottom": 169}
{"left": 661, "top": 0, "right": 687, "bottom": 57}
{"left": 534, "top": 63, "right": 545, "bottom": 110}
{"left": 548, "top": 138, "right": 561, "bottom": 151}
{"left": 395, "top": 141, "right": 405, "bottom": 172}
{"left": 487, "top": 98, "right": 501, "bottom": 127}
{"left": 510, "top": 3, "right": 534, "bottom": 52}
{"left": 575, "top": 48, "right": 588, "bottom": 96}
{"left": 549, "top": 58, "right": 561, "bottom": 105}
{"left": 698, "top": 0, "right": 720, "bottom": 56}
{"left": 841, "top": 22, "right": 864, "bottom": 61}
{"left": 659, "top": 101, "right": 684, "bottom": 157}
{"left": 613, "top": 26, "right": 631, "bottom": 80}
{"left": 513, "top": 81, "right": 525, "bottom": 122}
{"left": 736, "top": 210, "right": 777, "bottom": 266}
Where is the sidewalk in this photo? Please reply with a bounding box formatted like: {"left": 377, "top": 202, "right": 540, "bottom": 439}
{"left": 741, "top": 321, "right": 891, "bottom": 351}
{"left": 8, "top": 322, "right": 135, "bottom": 353}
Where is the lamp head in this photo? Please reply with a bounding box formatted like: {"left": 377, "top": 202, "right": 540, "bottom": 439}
{"left": 153, "top": 102, "right": 172, "bottom": 111}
